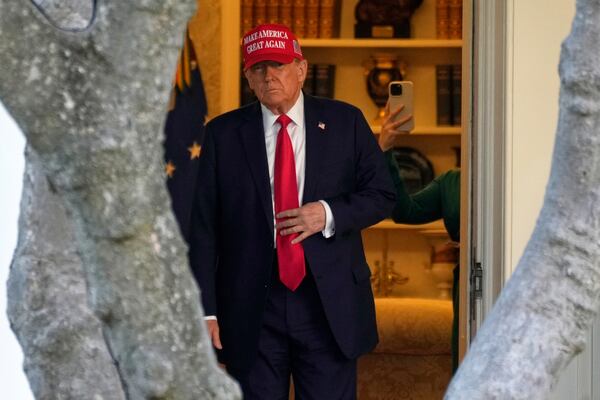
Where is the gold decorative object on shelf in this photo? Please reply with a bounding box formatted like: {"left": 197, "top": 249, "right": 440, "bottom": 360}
{"left": 354, "top": 0, "right": 424, "bottom": 38}
{"left": 427, "top": 241, "right": 459, "bottom": 299}
{"left": 371, "top": 260, "right": 409, "bottom": 297}
{"left": 364, "top": 53, "right": 405, "bottom": 123}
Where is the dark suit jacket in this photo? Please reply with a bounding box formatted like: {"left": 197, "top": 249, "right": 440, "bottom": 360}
{"left": 189, "top": 94, "right": 395, "bottom": 372}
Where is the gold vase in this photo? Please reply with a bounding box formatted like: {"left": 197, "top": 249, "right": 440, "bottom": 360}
{"left": 364, "top": 53, "right": 405, "bottom": 124}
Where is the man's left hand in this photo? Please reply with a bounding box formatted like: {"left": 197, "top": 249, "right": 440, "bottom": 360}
{"left": 276, "top": 202, "right": 325, "bottom": 244}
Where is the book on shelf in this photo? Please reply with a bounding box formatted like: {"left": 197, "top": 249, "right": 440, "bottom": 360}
{"left": 303, "top": 64, "right": 315, "bottom": 96}
{"left": 436, "top": 64, "right": 462, "bottom": 126}
{"left": 240, "top": 0, "right": 339, "bottom": 38}
{"left": 319, "top": 0, "right": 336, "bottom": 38}
{"left": 448, "top": 0, "right": 462, "bottom": 39}
{"left": 254, "top": 0, "right": 267, "bottom": 27}
{"left": 279, "top": 0, "right": 293, "bottom": 28}
{"left": 436, "top": 0, "right": 450, "bottom": 39}
{"left": 241, "top": 0, "right": 254, "bottom": 34}
{"left": 293, "top": 0, "right": 306, "bottom": 37}
{"left": 267, "top": 0, "right": 280, "bottom": 24}
{"left": 314, "top": 64, "right": 336, "bottom": 99}
{"left": 305, "top": 0, "right": 319, "bottom": 38}
{"left": 436, "top": 64, "right": 452, "bottom": 126}
{"left": 451, "top": 64, "right": 461, "bottom": 126}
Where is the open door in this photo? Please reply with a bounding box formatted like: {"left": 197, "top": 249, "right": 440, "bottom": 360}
{"left": 461, "top": 0, "right": 508, "bottom": 358}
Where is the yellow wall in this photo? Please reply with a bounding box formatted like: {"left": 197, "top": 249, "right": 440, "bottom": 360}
{"left": 189, "top": 0, "right": 241, "bottom": 120}
{"left": 189, "top": 0, "right": 223, "bottom": 120}
{"left": 506, "top": 0, "right": 575, "bottom": 275}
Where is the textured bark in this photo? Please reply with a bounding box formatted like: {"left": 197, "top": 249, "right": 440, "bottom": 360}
{"left": 1, "top": 1, "right": 240, "bottom": 398}
{"left": 8, "top": 147, "right": 126, "bottom": 400}
{"left": 446, "top": 0, "right": 600, "bottom": 398}
{"left": 30, "top": 0, "right": 94, "bottom": 30}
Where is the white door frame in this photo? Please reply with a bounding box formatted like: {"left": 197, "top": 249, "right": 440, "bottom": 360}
{"left": 468, "top": 0, "right": 508, "bottom": 338}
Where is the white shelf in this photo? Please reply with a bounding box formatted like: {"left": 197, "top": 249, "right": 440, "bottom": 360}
{"left": 299, "top": 38, "right": 462, "bottom": 48}
{"left": 371, "top": 125, "right": 461, "bottom": 136}
{"left": 367, "top": 219, "right": 446, "bottom": 231}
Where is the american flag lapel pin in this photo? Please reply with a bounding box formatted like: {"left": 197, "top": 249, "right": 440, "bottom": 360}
{"left": 318, "top": 121, "right": 326, "bottom": 131}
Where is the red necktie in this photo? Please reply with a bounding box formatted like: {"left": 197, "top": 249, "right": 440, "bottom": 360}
{"left": 274, "top": 114, "right": 305, "bottom": 291}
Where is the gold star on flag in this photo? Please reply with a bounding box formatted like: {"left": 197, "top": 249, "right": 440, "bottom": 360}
{"left": 188, "top": 141, "right": 202, "bottom": 160}
{"left": 165, "top": 161, "right": 176, "bottom": 178}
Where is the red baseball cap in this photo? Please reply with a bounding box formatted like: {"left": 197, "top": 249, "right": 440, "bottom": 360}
{"left": 242, "top": 24, "right": 304, "bottom": 70}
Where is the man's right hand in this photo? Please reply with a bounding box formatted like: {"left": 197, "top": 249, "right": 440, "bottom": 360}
{"left": 206, "top": 319, "right": 223, "bottom": 349}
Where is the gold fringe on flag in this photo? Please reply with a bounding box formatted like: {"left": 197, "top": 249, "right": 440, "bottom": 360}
{"left": 169, "top": 23, "right": 198, "bottom": 111}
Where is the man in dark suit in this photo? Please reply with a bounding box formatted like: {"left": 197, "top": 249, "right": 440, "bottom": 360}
{"left": 190, "top": 23, "right": 395, "bottom": 399}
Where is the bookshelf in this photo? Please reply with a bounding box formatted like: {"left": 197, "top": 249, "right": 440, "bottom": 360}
{"left": 372, "top": 125, "right": 461, "bottom": 136}
{"left": 300, "top": 38, "right": 463, "bottom": 48}
{"left": 368, "top": 219, "right": 446, "bottom": 232}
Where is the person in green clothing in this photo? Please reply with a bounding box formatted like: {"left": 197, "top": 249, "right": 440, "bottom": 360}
{"left": 378, "top": 102, "right": 461, "bottom": 374}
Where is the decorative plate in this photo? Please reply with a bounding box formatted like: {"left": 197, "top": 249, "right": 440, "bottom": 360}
{"left": 392, "top": 146, "right": 434, "bottom": 194}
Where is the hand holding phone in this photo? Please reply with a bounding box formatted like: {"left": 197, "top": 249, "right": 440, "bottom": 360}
{"left": 388, "top": 81, "right": 414, "bottom": 132}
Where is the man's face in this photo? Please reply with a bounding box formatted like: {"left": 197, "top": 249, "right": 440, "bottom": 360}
{"left": 244, "top": 59, "right": 307, "bottom": 114}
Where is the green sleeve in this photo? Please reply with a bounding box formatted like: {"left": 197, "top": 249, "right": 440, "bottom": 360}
{"left": 385, "top": 151, "right": 443, "bottom": 224}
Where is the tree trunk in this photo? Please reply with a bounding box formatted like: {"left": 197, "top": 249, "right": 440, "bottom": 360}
{"left": 446, "top": 0, "right": 600, "bottom": 398}
{"left": 8, "top": 147, "right": 126, "bottom": 399}
{"left": 1, "top": 1, "right": 240, "bottom": 398}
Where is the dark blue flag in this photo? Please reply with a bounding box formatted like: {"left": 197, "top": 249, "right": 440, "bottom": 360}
{"left": 164, "top": 25, "right": 208, "bottom": 244}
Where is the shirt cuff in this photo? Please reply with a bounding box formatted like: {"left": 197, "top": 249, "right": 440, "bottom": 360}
{"left": 204, "top": 315, "right": 217, "bottom": 320}
{"left": 319, "top": 200, "right": 335, "bottom": 238}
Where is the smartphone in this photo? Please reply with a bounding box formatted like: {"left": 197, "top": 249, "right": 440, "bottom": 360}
{"left": 388, "top": 81, "right": 414, "bottom": 131}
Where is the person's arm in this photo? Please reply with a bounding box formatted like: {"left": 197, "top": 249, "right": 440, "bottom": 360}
{"left": 325, "top": 108, "right": 396, "bottom": 235}
{"left": 377, "top": 100, "right": 443, "bottom": 223}
{"left": 188, "top": 123, "right": 221, "bottom": 349}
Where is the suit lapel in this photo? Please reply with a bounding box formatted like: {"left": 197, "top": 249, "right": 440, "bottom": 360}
{"left": 239, "top": 103, "right": 274, "bottom": 233}
{"left": 303, "top": 95, "right": 327, "bottom": 204}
